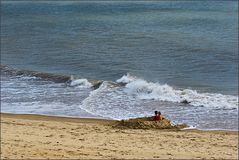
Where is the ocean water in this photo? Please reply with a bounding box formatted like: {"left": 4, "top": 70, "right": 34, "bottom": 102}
{"left": 1, "top": 1, "right": 238, "bottom": 130}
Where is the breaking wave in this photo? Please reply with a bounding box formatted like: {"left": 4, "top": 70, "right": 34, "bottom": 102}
{"left": 116, "top": 74, "right": 238, "bottom": 110}
{"left": 68, "top": 75, "right": 93, "bottom": 88}
{"left": 1, "top": 65, "right": 101, "bottom": 89}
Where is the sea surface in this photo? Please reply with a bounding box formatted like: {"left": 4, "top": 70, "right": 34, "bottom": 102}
{"left": 1, "top": 0, "right": 238, "bottom": 130}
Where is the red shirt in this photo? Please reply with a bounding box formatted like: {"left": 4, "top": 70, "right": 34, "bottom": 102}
{"left": 153, "top": 115, "right": 160, "bottom": 121}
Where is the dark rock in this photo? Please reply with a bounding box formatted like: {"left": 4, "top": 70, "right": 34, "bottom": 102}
{"left": 181, "top": 100, "right": 191, "bottom": 104}
{"left": 91, "top": 80, "right": 103, "bottom": 90}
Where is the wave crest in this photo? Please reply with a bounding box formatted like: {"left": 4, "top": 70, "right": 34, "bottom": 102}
{"left": 69, "top": 78, "right": 93, "bottom": 88}
{"left": 117, "top": 74, "right": 238, "bottom": 109}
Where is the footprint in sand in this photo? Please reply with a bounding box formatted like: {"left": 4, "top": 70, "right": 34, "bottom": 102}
{"left": 59, "top": 135, "right": 65, "bottom": 138}
{"left": 45, "top": 134, "right": 54, "bottom": 137}
{"left": 78, "top": 138, "right": 85, "bottom": 141}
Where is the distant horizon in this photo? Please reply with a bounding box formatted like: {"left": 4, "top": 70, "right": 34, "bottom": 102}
{"left": 2, "top": 0, "right": 238, "bottom": 2}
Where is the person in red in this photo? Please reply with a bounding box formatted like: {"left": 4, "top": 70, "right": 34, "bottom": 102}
{"left": 153, "top": 111, "right": 160, "bottom": 121}
{"left": 153, "top": 111, "right": 165, "bottom": 121}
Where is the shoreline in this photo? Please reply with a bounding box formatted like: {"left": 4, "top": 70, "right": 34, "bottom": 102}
{"left": 1, "top": 112, "right": 238, "bottom": 159}
{"left": 1, "top": 112, "right": 117, "bottom": 125}
{"left": 1, "top": 112, "right": 238, "bottom": 132}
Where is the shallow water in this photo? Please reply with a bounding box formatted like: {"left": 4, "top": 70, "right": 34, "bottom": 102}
{"left": 1, "top": 68, "right": 238, "bottom": 130}
{"left": 1, "top": 1, "right": 238, "bottom": 130}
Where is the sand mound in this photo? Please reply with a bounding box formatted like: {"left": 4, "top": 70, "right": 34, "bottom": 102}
{"left": 113, "top": 117, "right": 187, "bottom": 130}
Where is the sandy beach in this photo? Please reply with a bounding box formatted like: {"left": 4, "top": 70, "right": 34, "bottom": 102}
{"left": 1, "top": 113, "right": 238, "bottom": 159}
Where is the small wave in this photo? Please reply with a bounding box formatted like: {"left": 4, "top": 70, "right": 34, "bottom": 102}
{"left": 180, "top": 125, "right": 197, "bottom": 130}
{"left": 1, "top": 65, "right": 103, "bottom": 89}
{"left": 116, "top": 74, "right": 238, "bottom": 110}
{"left": 69, "top": 78, "right": 93, "bottom": 88}
{"left": 1, "top": 64, "right": 70, "bottom": 83}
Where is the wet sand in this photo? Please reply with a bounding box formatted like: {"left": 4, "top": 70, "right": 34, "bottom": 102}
{"left": 1, "top": 113, "right": 238, "bottom": 159}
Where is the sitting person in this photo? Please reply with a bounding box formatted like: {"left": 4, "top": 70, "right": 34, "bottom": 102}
{"left": 153, "top": 111, "right": 164, "bottom": 121}
{"left": 158, "top": 111, "right": 165, "bottom": 121}
{"left": 153, "top": 111, "right": 160, "bottom": 121}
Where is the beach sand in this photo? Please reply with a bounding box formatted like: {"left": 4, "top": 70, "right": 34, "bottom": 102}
{"left": 1, "top": 113, "right": 238, "bottom": 159}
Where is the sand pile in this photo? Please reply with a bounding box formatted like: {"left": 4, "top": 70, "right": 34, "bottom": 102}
{"left": 113, "top": 117, "right": 187, "bottom": 130}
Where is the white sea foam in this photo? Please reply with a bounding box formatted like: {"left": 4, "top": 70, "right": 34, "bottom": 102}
{"left": 80, "top": 81, "right": 146, "bottom": 120}
{"left": 117, "top": 74, "right": 238, "bottom": 110}
{"left": 116, "top": 73, "right": 136, "bottom": 84}
{"left": 180, "top": 125, "right": 197, "bottom": 130}
{"left": 69, "top": 78, "right": 92, "bottom": 88}
{"left": 80, "top": 74, "right": 238, "bottom": 122}
{"left": 16, "top": 75, "right": 38, "bottom": 80}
